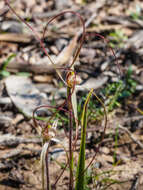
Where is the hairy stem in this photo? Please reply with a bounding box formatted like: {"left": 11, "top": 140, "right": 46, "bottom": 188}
{"left": 67, "top": 86, "right": 74, "bottom": 190}
{"left": 46, "top": 147, "right": 50, "bottom": 190}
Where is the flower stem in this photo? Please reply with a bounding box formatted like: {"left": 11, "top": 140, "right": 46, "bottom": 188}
{"left": 67, "top": 86, "right": 74, "bottom": 190}
{"left": 46, "top": 147, "right": 50, "bottom": 190}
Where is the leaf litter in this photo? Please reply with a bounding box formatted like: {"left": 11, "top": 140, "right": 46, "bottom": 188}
{"left": 0, "top": 0, "right": 143, "bottom": 189}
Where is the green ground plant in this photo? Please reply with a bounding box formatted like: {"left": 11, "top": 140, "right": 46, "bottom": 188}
{"left": 130, "top": 4, "right": 143, "bottom": 20}
{"left": 0, "top": 53, "right": 16, "bottom": 78}
{"left": 109, "top": 29, "right": 128, "bottom": 48}
{"left": 81, "top": 66, "right": 137, "bottom": 124}
{"left": 0, "top": 53, "right": 31, "bottom": 78}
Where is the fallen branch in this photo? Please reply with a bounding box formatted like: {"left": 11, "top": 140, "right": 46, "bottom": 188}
{"left": 0, "top": 33, "right": 33, "bottom": 43}
{"left": 118, "top": 125, "right": 143, "bottom": 149}
{"left": 0, "top": 134, "right": 41, "bottom": 147}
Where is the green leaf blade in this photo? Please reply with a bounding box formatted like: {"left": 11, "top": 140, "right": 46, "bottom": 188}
{"left": 75, "top": 89, "right": 93, "bottom": 190}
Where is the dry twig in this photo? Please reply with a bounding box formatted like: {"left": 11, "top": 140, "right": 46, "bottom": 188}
{"left": 0, "top": 134, "right": 41, "bottom": 147}
{"left": 118, "top": 125, "right": 143, "bottom": 149}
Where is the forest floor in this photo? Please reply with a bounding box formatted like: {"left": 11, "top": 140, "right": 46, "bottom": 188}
{"left": 0, "top": 0, "right": 143, "bottom": 189}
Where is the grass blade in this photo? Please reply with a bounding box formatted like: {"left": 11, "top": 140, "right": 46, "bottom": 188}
{"left": 75, "top": 89, "right": 93, "bottom": 190}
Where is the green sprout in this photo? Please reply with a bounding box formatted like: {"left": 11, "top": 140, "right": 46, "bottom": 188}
{"left": 130, "top": 4, "right": 143, "bottom": 20}
{"left": 109, "top": 29, "right": 128, "bottom": 48}
{"left": 0, "top": 53, "right": 16, "bottom": 78}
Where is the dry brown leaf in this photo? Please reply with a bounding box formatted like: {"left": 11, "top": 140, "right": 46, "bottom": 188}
{"left": 74, "top": 0, "right": 84, "bottom": 5}
{"left": 55, "top": 35, "right": 78, "bottom": 66}
{"left": 0, "top": 33, "right": 32, "bottom": 43}
{"left": 33, "top": 75, "right": 53, "bottom": 83}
